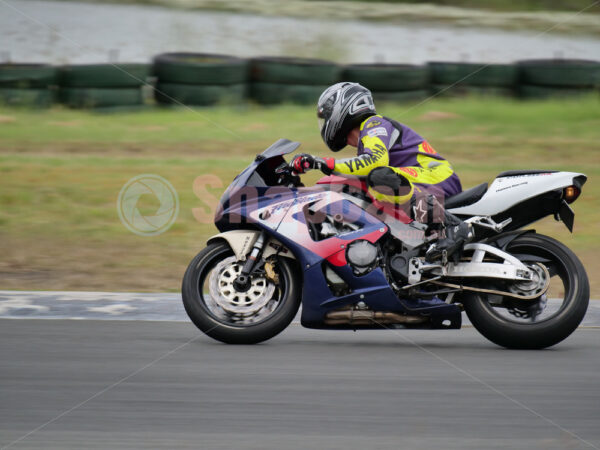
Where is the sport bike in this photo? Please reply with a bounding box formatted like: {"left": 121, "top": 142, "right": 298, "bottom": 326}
{"left": 182, "top": 139, "right": 589, "bottom": 349}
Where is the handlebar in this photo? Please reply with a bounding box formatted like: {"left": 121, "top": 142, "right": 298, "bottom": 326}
{"left": 275, "top": 161, "right": 302, "bottom": 187}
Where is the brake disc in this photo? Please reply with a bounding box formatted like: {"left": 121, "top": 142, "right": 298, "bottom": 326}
{"left": 208, "top": 256, "right": 275, "bottom": 316}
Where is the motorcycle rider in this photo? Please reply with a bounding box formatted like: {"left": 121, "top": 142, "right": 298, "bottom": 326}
{"left": 291, "top": 82, "right": 471, "bottom": 262}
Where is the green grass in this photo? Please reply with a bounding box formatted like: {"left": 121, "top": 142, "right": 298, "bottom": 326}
{"left": 0, "top": 96, "right": 599, "bottom": 293}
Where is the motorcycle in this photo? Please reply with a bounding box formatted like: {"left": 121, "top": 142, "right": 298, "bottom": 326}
{"left": 182, "top": 139, "right": 589, "bottom": 349}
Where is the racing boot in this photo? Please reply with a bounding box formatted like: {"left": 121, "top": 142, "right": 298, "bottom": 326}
{"left": 425, "top": 211, "right": 473, "bottom": 263}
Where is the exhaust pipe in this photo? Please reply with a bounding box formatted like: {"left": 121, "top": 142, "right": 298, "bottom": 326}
{"left": 324, "top": 310, "right": 426, "bottom": 326}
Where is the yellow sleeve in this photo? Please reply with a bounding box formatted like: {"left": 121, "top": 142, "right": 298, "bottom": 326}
{"left": 332, "top": 135, "right": 390, "bottom": 176}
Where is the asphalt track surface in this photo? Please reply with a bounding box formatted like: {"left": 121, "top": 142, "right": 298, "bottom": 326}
{"left": 1, "top": 319, "right": 599, "bottom": 450}
{"left": 2, "top": 291, "right": 600, "bottom": 325}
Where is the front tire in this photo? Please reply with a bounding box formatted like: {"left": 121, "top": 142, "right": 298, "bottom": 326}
{"left": 182, "top": 241, "right": 301, "bottom": 344}
{"left": 463, "top": 233, "right": 589, "bottom": 349}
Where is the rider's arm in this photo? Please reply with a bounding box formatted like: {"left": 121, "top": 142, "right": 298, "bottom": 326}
{"left": 331, "top": 135, "right": 390, "bottom": 176}
{"left": 331, "top": 119, "right": 398, "bottom": 176}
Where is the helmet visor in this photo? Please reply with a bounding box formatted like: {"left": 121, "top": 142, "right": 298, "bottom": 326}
{"left": 318, "top": 117, "right": 325, "bottom": 133}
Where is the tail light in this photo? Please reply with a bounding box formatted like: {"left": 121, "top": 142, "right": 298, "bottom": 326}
{"left": 563, "top": 185, "right": 581, "bottom": 204}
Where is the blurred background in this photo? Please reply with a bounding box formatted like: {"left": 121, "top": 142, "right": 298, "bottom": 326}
{"left": 0, "top": 0, "right": 598, "bottom": 295}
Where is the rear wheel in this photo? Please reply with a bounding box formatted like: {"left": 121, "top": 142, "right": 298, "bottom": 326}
{"left": 463, "top": 233, "right": 589, "bottom": 349}
{"left": 182, "top": 241, "right": 301, "bottom": 344}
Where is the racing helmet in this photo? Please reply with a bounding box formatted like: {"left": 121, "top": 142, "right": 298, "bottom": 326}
{"left": 317, "top": 82, "right": 376, "bottom": 152}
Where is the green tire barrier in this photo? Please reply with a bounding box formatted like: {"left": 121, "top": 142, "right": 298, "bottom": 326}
{"left": 0, "top": 64, "right": 57, "bottom": 88}
{"left": 372, "top": 90, "right": 429, "bottom": 103}
{"left": 431, "top": 84, "right": 515, "bottom": 97}
{"left": 519, "top": 84, "right": 598, "bottom": 99}
{"left": 250, "top": 82, "right": 328, "bottom": 105}
{"left": 59, "top": 64, "right": 150, "bottom": 88}
{"left": 153, "top": 53, "right": 248, "bottom": 85}
{"left": 429, "top": 62, "right": 517, "bottom": 87}
{"left": 518, "top": 59, "right": 600, "bottom": 88}
{"left": 155, "top": 82, "right": 246, "bottom": 106}
{"left": 0, "top": 88, "right": 55, "bottom": 107}
{"left": 3, "top": 56, "right": 599, "bottom": 108}
{"left": 58, "top": 87, "right": 143, "bottom": 108}
{"left": 342, "top": 64, "right": 429, "bottom": 91}
{"left": 250, "top": 57, "right": 339, "bottom": 85}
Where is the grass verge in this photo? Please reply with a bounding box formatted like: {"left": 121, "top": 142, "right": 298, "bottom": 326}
{"left": 0, "top": 96, "right": 598, "bottom": 295}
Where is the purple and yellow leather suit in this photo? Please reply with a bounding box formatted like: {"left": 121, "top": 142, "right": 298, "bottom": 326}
{"left": 327, "top": 115, "right": 462, "bottom": 205}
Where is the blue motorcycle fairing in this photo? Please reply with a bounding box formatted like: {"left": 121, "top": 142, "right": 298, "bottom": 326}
{"left": 213, "top": 140, "right": 462, "bottom": 330}
{"left": 301, "top": 263, "right": 461, "bottom": 329}
{"left": 236, "top": 194, "right": 461, "bottom": 329}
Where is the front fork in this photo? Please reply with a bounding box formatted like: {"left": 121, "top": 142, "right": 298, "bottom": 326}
{"left": 232, "top": 230, "right": 268, "bottom": 292}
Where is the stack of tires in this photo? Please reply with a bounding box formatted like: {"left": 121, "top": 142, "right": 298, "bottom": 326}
{"left": 429, "top": 62, "right": 517, "bottom": 97}
{"left": 0, "top": 64, "right": 57, "bottom": 107}
{"left": 517, "top": 59, "right": 600, "bottom": 99}
{"left": 58, "top": 64, "right": 149, "bottom": 108}
{"left": 250, "top": 57, "right": 339, "bottom": 105}
{"left": 153, "top": 53, "right": 248, "bottom": 106}
{"left": 342, "top": 64, "right": 429, "bottom": 103}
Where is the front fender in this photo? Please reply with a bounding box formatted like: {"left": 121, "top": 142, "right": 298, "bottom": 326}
{"left": 207, "top": 230, "right": 296, "bottom": 261}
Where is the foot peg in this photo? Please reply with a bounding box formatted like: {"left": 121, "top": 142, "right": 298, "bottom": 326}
{"left": 425, "top": 222, "right": 473, "bottom": 263}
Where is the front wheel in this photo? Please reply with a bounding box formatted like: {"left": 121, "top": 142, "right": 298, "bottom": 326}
{"left": 182, "top": 241, "right": 301, "bottom": 344}
{"left": 463, "top": 233, "right": 589, "bottom": 349}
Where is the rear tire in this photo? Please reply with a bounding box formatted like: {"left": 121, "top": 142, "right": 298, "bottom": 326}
{"left": 182, "top": 241, "right": 301, "bottom": 344}
{"left": 463, "top": 234, "right": 589, "bottom": 349}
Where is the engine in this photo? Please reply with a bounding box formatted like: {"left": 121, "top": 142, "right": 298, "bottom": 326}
{"left": 346, "top": 239, "right": 378, "bottom": 275}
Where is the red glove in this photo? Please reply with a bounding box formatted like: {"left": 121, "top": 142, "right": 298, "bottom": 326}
{"left": 291, "top": 154, "right": 335, "bottom": 175}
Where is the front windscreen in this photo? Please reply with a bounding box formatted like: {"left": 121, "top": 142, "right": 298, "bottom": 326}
{"left": 261, "top": 139, "right": 301, "bottom": 159}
